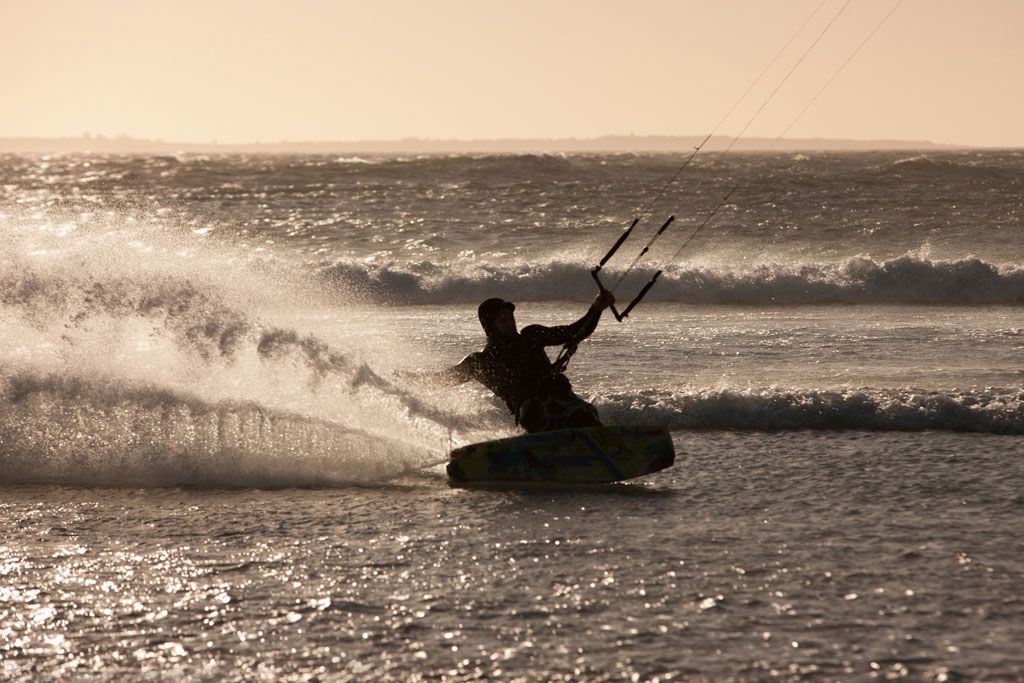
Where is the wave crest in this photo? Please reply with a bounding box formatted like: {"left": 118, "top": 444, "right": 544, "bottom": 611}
{"left": 596, "top": 387, "right": 1024, "bottom": 434}
{"left": 877, "top": 155, "right": 1020, "bottom": 181}
{"left": 319, "top": 254, "right": 1024, "bottom": 305}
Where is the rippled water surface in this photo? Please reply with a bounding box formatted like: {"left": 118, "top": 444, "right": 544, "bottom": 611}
{"left": 3, "top": 432, "right": 1023, "bottom": 681}
{"left": 1, "top": 152, "right": 1022, "bottom": 679}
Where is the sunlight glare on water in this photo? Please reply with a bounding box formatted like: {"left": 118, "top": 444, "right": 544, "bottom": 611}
{"left": 1, "top": 152, "right": 1023, "bottom": 679}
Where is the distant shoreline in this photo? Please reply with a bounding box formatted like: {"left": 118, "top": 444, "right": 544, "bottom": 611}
{"left": 0, "top": 134, "right": 975, "bottom": 155}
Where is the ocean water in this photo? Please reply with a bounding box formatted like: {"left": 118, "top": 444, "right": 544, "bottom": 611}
{"left": 1, "top": 151, "right": 1022, "bottom": 680}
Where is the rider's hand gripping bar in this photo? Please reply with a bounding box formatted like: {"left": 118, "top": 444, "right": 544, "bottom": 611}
{"left": 590, "top": 267, "right": 626, "bottom": 322}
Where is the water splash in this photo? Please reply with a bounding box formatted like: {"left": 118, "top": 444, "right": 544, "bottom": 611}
{"left": 0, "top": 214, "right": 493, "bottom": 487}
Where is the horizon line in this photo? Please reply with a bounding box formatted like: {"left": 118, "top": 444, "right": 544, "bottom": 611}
{"left": 0, "top": 132, "right": 1008, "bottom": 153}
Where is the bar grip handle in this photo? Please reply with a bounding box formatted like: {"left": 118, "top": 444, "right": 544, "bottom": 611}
{"left": 590, "top": 267, "right": 625, "bottom": 322}
{"left": 618, "top": 270, "right": 662, "bottom": 319}
{"left": 596, "top": 217, "right": 640, "bottom": 270}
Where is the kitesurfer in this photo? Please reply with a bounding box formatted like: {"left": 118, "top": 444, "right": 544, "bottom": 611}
{"left": 439, "top": 291, "right": 615, "bottom": 433}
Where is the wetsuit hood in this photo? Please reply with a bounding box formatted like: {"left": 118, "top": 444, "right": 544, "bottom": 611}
{"left": 478, "top": 298, "right": 515, "bottom": 338}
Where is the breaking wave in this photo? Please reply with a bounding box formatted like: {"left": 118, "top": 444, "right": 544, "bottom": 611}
{"left": 320, "top": 254, "right": 1024, "bottom": 306}
{"left": 596, "top": 387, "right": 1024, "bottom": 435}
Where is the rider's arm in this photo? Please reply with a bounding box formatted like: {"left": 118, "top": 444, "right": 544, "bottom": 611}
{"left": 520, "top": 292, "right": 613, "bottom": 347}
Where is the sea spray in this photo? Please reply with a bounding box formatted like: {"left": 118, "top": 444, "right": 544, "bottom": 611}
{"left": 0, "top": 372, "right": 434, "bottom": 487}
{"left": 0, "top": 217, "right": 497, "bottom": 487}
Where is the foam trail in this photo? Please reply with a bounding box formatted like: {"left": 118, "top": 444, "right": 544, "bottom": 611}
{"left": 318, "top": 254, "right": 1024, "bottom": 306}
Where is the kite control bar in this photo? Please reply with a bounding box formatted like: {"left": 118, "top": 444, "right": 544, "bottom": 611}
{"left": 590, "top": 214, "right": 674, "bottom": 321}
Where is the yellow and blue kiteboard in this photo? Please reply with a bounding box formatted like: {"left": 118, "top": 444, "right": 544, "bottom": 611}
{"left": 447, "top": 425, "right": 674, "bottom": 485}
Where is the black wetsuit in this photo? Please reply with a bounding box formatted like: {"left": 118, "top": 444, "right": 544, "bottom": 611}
{"left": 450, "top": 304, "right": 604, "bottom": 433}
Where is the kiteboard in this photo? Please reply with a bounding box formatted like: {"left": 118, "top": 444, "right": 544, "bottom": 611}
{"left": 447, "top": 425, "right": 674, "bottom": 485}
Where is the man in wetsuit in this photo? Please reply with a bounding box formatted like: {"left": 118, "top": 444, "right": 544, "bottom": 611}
{"left": 442, "top": 291, "right": 615, "bottom": 433}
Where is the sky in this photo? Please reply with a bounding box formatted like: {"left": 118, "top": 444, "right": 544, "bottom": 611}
{"left": 2, "top": 0, "right": 1022, "bottom": 147}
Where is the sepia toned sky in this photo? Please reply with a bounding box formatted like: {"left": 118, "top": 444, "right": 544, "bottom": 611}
{"left": 2, "top": 0, "right": 1022, "bottom": 147}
